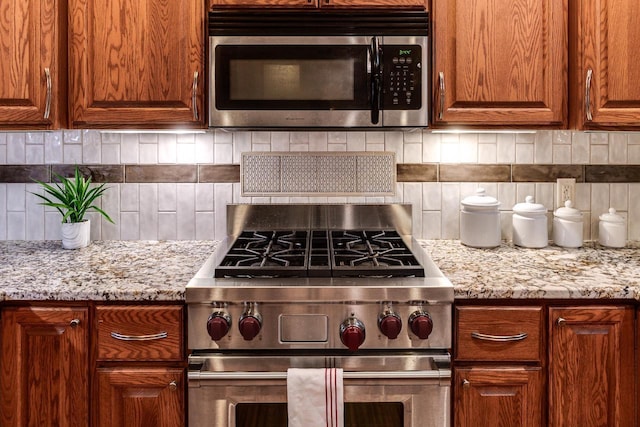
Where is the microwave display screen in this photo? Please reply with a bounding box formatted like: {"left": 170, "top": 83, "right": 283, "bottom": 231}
{"left": 230, "top": 60, "right": 354, "bottom": 101}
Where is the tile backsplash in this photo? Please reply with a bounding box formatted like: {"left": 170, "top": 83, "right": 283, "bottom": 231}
{"left": 1, "top": 129, "right": 639, "bottom": 242}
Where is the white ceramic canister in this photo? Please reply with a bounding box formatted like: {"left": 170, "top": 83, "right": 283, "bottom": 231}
{"left": 460, "top": 188, "right": 501, "bottom": 248}
{"left": 512, "top": 196, "right": 548, "bottom": 248}
{"left": 553, "top": 200, "right": 583, "bottom": 248}
{"left": 598, "top": 208, "right": 626, "bottom": 248}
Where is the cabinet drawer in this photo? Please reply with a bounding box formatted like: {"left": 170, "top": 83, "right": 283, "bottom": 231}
{"left": 455, "top": 306, "right": 543, "bottom": 362}
{"left": 96, "top": 305, "right": 184, "bottom": 361}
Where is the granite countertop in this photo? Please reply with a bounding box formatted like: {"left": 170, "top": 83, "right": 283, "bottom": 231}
{"left": 0, "top": 239, "right": 639, "bottom": 302}
{"left": 422, "top": 240, "right": 640, "bottom": 300}
{"left": 0, "top": 240, "right": 216, "bottom": 302}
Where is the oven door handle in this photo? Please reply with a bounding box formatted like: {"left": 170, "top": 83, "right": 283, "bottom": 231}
{"left": 189, "top": 370, "right": 450, "bottom": 381}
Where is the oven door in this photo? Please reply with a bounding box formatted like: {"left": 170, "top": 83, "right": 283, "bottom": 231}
{"left": 210, "top": 36, "right": 378, "bottom": 128}
{"left": 188, "top": 353, "right": 451, "bottom": 427}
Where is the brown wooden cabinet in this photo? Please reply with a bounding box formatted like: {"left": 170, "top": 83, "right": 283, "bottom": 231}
{"left": 570, "top": 0, "right": 640, "bottom": 129}
{"left": 454, "top": 305, "right": 544, "bottom": 427}
{"left": 548, "top": 306, "right": 635, "bottom": 427}
{"left": 0, "top": 306, "right": 89, "bottom": 426}
{"left": 209, "top": 0, "right": 424, "bottom": 9}
{"left": 68, "top": 0, "right": 205, "bottom": 128}
{"left": 93, "top": 304, "right": 186, "bottom": 427}
{"left": 432, "top": 0, "right": 567, "bottom": 126}
{"left": 0, "top": 0, "right": 67, "bottom": 129}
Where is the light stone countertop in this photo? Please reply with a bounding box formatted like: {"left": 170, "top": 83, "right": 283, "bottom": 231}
{"left": 421, "top": 240, "right": 640, "bottom": 300}
{"left": 0, "top": 240, "right": 216, "bottom": 302}
{"left": 0, "top": 240, "right": 639, "bottom": 302}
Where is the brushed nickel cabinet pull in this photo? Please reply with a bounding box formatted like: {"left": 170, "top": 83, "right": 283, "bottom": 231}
{"left": 556, "top": 317, "right": 566, "bottom": 326}
{"left": 585, "top": 69, "right": 593, "bottom": 121}
{"left": 110, "top": 331, "right": 168, "bottom": 341}
{"left": 169, "top": 380, "right": 178, "bottom": 391}
{"left": 438, "top": 71, "right": 445, "bottom": 120}
{"left": 470, "top": 331, "right": 528, "bottom": 342}
{"left": 462, "top": 379, "right": 470, "bottom": 387}
{"left": 192, "top": 71, "right": 199, "bottom": 120}
{"left": 44, "top": 68, "right": 52, "bottom": 120}
{"left": 70, "top": 318, "right": 80, "bottom": 328}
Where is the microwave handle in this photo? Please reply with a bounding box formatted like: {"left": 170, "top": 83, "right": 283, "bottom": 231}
{"left": 369, "top": 37, "right": 382, "bottom": 125}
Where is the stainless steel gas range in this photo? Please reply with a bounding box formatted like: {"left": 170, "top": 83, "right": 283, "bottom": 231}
{"left": 186, "top": 204, "right": 453, "bottom": 427}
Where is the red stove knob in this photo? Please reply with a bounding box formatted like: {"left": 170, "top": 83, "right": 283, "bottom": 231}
{"left": 378, "top": 313, "right": 402, "bottom": 339}
{"left": 239, "top": 314, "right": 262, "bottom": 341}
{"left": 207, "top": 312, "right": 231, "bottom": 341}
{"left": 340, "top": 317, "right": 366, "bottom": 351}
{"left": 409, "top": 310, "right": 433, "bottom": 339}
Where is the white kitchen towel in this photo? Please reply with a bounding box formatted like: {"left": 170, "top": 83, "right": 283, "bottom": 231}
{"left": 287, "top": 368, "right": 344, "bottom": 427}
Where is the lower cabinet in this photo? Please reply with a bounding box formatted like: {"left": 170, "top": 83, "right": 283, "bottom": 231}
{"left": 95, "top": 367, "right": 185, "bottom": 427}
{"left": 454, "top": 367, "right": 543, "bottom": 427}
{"left": 0, "top": 306, "right": 89, "bottom": 426}
{"left": 454, "top": 303, "right": 636, "bottom": 427}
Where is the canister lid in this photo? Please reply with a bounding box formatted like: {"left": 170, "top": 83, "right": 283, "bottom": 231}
{"left": 461, "top": 188, "right": 500, "bottom": 208}
{"left": 599, "top": 207, "right": 625, "bottom": 223}
{"left": 554, "top": 200, "right": 583, "bottom": 221}
{"left": 513, "top": 195, "right": 547, "bottom": 214}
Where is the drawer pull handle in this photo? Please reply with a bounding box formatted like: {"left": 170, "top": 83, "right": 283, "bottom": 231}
{"left": 462, "top": 379, "right": 470, "bottom": 388}
{"left": 470, "top": 332, "right": 528, "bottom": 342}
{"left": 192, "top": 71, "right": 199, "bottom": 120}
{"left": 585, "top": 69, "right": 593, "bottom": 121}
{"left": 556, "top": 317, "right": 566, "bottom": 326}
{"left": 169, "top": 380, "right": 178, "bottom": 391}
{"left": 110, "top": 331, "right": 168, "bottom": 341}
{"left": 70, "top": 319, "right": 81, "bottom": 328}
{"left": 44, "top": 67, "right": 52, "bottom": 120}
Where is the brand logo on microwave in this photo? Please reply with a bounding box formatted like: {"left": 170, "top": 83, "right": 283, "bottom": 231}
{"left": 399, "top": 49, "right": 412, "bottom": 56}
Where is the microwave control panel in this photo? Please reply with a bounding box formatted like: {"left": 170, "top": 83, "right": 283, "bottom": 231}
{"left": 381, "top": 45, "right": 422, "bottom": 110}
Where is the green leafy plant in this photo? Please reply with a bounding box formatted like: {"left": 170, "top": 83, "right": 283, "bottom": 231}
{"left": 32, "top": 166, "right": 114, "bottom": 224}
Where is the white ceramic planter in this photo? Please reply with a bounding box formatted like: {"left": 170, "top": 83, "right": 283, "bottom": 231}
{"left": 61, "top": 220, "right": 91, "bottom": 249}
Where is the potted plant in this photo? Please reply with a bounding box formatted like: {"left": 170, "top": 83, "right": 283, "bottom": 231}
{"left": 32, "top": 166, "right": 114, "bottom": 249}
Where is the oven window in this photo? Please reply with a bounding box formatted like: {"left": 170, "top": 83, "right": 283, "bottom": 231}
{"left": 215, "top": 45, "right": 369, "bottom": 110}
{"left": 235, "top": 402, "right": 403, "bottom": 427}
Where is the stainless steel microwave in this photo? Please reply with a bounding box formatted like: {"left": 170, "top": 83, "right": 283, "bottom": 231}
{"left": 208, "top": 10, "right": 430, "bottom": 128}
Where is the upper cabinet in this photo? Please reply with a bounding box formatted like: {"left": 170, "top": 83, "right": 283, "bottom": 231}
{"left": 209, "top": 0, "right": 425, "bottom": 9}
{"left": 0, "top": 0, "right": 67, "bottom": 129}
{"left": 432, "top": 0, "right": 567, "bottom": 127}
{"left": 570, "top": 0, "right": 640, "bottom": 129}
{"left": 68, "top": 0, "right": 205, "bottom": 128}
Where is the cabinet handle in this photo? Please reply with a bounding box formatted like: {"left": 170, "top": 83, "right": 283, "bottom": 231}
{"left": 169, "top": 380, "right": 177, "bottom": 391}
{"left": 110, "top": 331, "right": 168, "bottom": 341}
{"left": 585, "top": 69, "right": 593, "bottom": 121}
{"left": 70, "top": 318, "right": 81, "bottom": 328}
{"left": 438, "top": 71, "right": 445, "bottom": 120}
{"left": 44, "top": 67, "right": 52, "bottom": 120}
{"left": 556, "top": 317, "right": 566, "bottom": 326}
{"left": 462, "top": 379, "right": 470, "bottom": 388}
{"left": 470, "top": 331, "right": 528, "bottom": 342}
{"left": 192, "top": 71, "right": 199, "bottom": 120}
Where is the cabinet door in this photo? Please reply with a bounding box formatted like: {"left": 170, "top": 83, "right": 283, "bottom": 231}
{"left": 95, "top": 368, "right": 185, "bottom": 427}
{"left": 320, "top": 0, "right": 425, "bottom": 8}
{"left": 69, "top": 0, "right": 205, "bottom": 128}
{"left": 571, "top": 0, "right": 640, "bottom": 129}
{"left": 549, "top": 306, "right": 635, "bottom": 427}
{"left": 433, "top": 0, "right": 566, "bottom": 126}
{"left": 210, "top": 0, "right": 316, "bottom": 7}
{"left": 454, "top": 367, "right": 543, "bottom": 427}
{"left": 0, "top": 306, "right": 89, "bottom": 426}
{"left": 0, "top": 0, "right": 66, "bottom": 129}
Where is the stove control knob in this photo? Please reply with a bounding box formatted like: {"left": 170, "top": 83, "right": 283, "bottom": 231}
{"left": 207, "top": 311, "right": 231, "bottom": 341}
{"left": 239, "top": 311, "right": 262, "bottom": 341}
{"left": 340, "top": 317, "right": 366, "bottom": 351}
{"left": 378, "top": 312, "right": 402, "bottom": 339}
{"left": 409, "top": 310, "right": 433, "bottom": 340}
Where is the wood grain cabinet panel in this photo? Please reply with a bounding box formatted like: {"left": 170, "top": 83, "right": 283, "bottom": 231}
{"left": 571, "top": 0, "right": 640, "bottom": 129}
{"left": 0, "top": 306, "right": 89, "bottom": 426}
{"left": 548, "top": 306, "right": 635, "bottom": 427}
{"left": 454, "top": 367, "right": 543, "bottom": 427}
{"left": 0, "top": 0, "right": 66, "bottom": 129}
{"left": 96, "top": 305, "right": 183, "bottom": 361}
{"left": 95, "top": 368, "right": 185, "bottom": 427}
{"left": 432, "top": 0, "right": 567, "bottom": 126}
{"left": 68, "top": 0, "right": 205, "bottom": 128}
{"left": 455, "top": 306, "right": 543, "bottom": 362}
